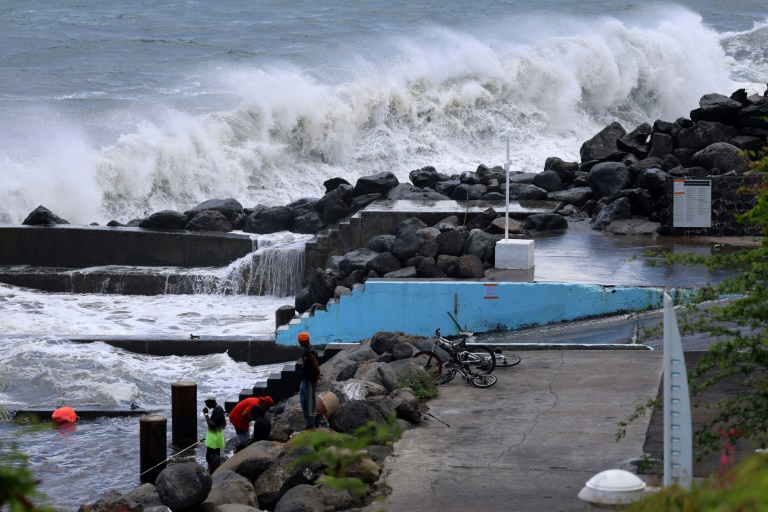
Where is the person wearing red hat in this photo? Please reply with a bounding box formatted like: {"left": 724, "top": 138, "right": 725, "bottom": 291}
{"left": 297, "top": 331, "right": 322, "bottom": 430}
{"left": 229, "top": 395, "right": 274, "bottom": 443}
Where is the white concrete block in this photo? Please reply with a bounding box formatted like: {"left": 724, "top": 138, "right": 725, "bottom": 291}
{"left": 495, "top": 239, "right": 535, "bottom": 269}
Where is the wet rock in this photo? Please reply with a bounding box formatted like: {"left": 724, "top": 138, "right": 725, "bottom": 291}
{"left": 524, "top": 213, "right": 568, "bottom": 233}
{"left": 508, "top": 183, "right": 548, "bottom": 200}
{"left": 338, "top": 248, "right": 380, "bottom": 276}
{"left": 544, "top": 157, "right": 578, "bottom": 185}
{"left": 365, "top": 252, "right": 401, "bottom": 276}
{"left": 390, "top": 228, "right": 421, "bottom": 262}
{"left": 587, "top": 162, "right": 632, "bottom": 199}
{"left": 436, "top": 229, "right": 464, "bottom": 256}
{"left": 463, "top": 229, "right": 497, "bottom": 264}
{"left": 353, "top": 171, "right": 399, "bottom": 197}
{"left": 677, "top": 121, "right": 736, "bottom": 151}
{"left": 351, "top": 192, "right": 383, "bottom": 211}
{"left": 185, "top": 198, "right": 243, "bottom": 222}
{"left": 355, "top": 362, "right": 397, "bottom": 393}
{"left": 447, "top": 254, "right": 485, "bottom": 278}
{"left": 185, "top": 210, "right": 233, "bottom": 232}
{"left": 384, "top": 266, "right": 418, "bottom": 278}
{"left": 244, "top": 206, "right": 293, "bottom": 234}
{"left": 590, "top": 197, "right": 632, "bottom": 231}
{"left": 366, "top": 234, "right": 396, "bottom": 253}
{"left": 155, "top": 462, "right": 212, "bottom": 511}
{"left": 580, "top": 122, "right": 626, "bottom": 163}
{"left": 616, "top": 123, "right": 652, "bottom": 158}
{"left": 389, "top": 387, "right": 422, "bottom": 423}
{"left": 22, "top": 205, "right": 70, "bottom": 225}
{"left": 532, "top": 170, "right": 563, "bottom": 192}
{"left": 206, "top": 471, "right": 256, "bottom": 508}
{"left": 323, "top": 177, "right": 351, "bottom": 193}
{"left": 691, "top": 93, "right": 742, "bottom": 124}
{"left": 139, "top": 210, "right": 187, "bottom": 230}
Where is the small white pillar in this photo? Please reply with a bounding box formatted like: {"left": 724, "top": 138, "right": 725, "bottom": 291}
{"left": 578, "top": 469, "right": 647, "bottom": 510}
{"left": 495, "top": 239, "right": 534, "bottom": 269}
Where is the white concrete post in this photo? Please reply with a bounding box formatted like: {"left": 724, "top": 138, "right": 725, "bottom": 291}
{"left": 495, "top": 135, "right": 534, "bottom": 269}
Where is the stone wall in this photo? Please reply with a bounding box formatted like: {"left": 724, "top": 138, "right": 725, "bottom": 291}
{"left": 659, "top": 174, "right": 763, "bottom": 236}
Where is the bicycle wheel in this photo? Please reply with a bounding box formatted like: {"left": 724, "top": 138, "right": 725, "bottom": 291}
{"left": 472, "top": 373, "right": 497, "bottom": 388}
{"left": 433, "top": 369, "right": 456, "bottom": 386}
{"left": 413, "top": 351, "right": 442, "bottom": 380}
{"left": 466, "top": 346, "right": 496, "bottom": 374}
{"left": 494, "top": 351, "right": 521, "bottom": 367}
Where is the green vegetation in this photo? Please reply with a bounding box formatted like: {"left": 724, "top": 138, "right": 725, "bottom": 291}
{"left": 395, "top": 370, "right": 438, "bottom": 401}
{"left": 288, "top": 416, "right": 402, "bottom": 497}
{"left": 0, "top": 440, "right": 44, "bottom": 512}
{"left": 627, "top": 454, "right": 768, "bottom": 511}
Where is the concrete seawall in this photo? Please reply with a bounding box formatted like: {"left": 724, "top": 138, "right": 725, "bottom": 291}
{"left": 0, "top": 225, "right": 254, "bottom": 268}
{"left": 276, "top": 280, "right": 691, "bottom": 345}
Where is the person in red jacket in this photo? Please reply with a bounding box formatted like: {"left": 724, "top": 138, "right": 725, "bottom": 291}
{"left": 229, "top": 395, "right": 274, "bottom": 444}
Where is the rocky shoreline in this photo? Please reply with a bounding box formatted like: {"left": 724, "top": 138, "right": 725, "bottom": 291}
{"left": 79, "top": 331, "right": 445, "bottom": 512}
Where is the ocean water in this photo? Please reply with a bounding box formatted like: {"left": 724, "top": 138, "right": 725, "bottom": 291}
{"left": 1, "top": 1, "right": 767, "bottom": 509}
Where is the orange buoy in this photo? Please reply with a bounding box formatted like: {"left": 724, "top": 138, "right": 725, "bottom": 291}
{"left": 51, "top": 406, "right": 77, "bottom": 424}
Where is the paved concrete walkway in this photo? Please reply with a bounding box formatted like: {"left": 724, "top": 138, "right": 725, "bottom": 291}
{"left": 366, "top": 349, "right": 663, "bottom": 512}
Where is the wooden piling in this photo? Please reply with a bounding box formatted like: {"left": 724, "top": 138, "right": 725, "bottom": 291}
{"left": 171, "top": 380, "right": 197, "bottom": 448}
{"left": 139, "top": 414, "right": 167, "bottom": 484}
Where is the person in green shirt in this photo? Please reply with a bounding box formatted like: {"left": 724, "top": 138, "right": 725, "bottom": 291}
{"left": 202, "top": 394, "right": 226, "bottom": 473}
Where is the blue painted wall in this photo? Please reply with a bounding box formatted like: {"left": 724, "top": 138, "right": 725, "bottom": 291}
{"left": 275, "top": 281, "right": 688, "bottom": 345}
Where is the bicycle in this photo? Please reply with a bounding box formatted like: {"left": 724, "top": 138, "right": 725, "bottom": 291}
{"left": 412, "top": 329, "right": 498, "bottom": 388}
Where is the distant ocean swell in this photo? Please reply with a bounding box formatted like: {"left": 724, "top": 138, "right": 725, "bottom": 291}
{"left": 0, "top": 11, "right": 762, "bottom": 225}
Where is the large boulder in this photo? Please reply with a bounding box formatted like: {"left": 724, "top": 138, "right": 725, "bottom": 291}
{"left": 370, "top": 331, "right": 402, "bottom": 355}
{"left": 329, "top": 401, "right": 386, "bottom": 434}
{"left": 508, "top": 183, "right": 548, "bottom": 200}
{"left": 616, "top": 123, "right": 652, "bottom": 158}
{"left": 185, "top": 210, "right": 233, "bottom": 232}
{"left": 320, "top": 344, "right": 378, "bottom": 381}
{"left": 677, "top": 121, "right": 736, "bottom": 151}
{"left": 354, "top": 362, "right": 397, "bottom": 393}
{"left": 274, "top": 484, "right": 324, "bottom": 512}
{"left": 366, "top": 234, "right": 396, "bottom": 253}
{"left": 22, "top": 205, "right": 70, "bottom": 225}
{"left": 155, "top": 462, "right": 212, "bottom": 511}
{"left": 338, "top": 248, "right": 380, "bottom": 276}
{"left": 587, "top": 162, "right": 632, "bottom": 199}
{"left": 524, "top": 214, "right": 568, "bottom": 233}
{"left": 185, "top": 198, "right": 243, "bottom": 222}
{"left": 580, "top": 122, "right": 626, "bottom": 163}
{"left": 253, "top": 447, "right": 320, "bottom": 511}
{"left": 531, "top": 170, "right": 563, "bottom": 192}
{"left": 436, "top": 229, "right": 465, "bottom": 256}
{"left": 79, "top": 490, "right": 143, "bottom": 512}
{"left": 463, "top": 229, "right": 497, "bottom": 264}
{"left": 206, "top": 471, "right": 257, "bottom": 508}
{"left": 543, "top": 157, "right": 578, "bottom": 185}
{"left": 139, "top": 210, "right": 188, "bottom": 230}
{"left": 647, "top": 132, "right": 674, "bottom": 159}
{"left": 365, "top": 252, "right": 402, "bottom": 276}
{"left": 244, "top": 206, "right": 293, "bottom": 234}
{"left": 691, "top": 142, "right": 751, "bottom": 173}
{"left": 547, "top": 187, "right": 593, "bottom": 208}
{"left": 691, "top": 93, "right": 743, "bottom": 124}
{"left": 353, "top": 172, "right": 399, "bottom": 197}
{"left": 390, "top": 228, "right": 421, "bottom": 262}
{"left": 737, "top": 97, "right": 768, "bottom": 129}
{"left": 590, "top": 197, "right": 632, "bottom": 231}
{"left": 351, "top": 192, "right": 383, "bottom": 212}
{"left": 447, "top": 254, "right": 485, "bottom": 278}
{"left": 409, "top": 165, "right": 445, "bottom": 189}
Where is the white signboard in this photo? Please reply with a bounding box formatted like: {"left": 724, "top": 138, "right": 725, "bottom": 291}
{"left": 673, "top": 179, "right": 711, "bottom": 228}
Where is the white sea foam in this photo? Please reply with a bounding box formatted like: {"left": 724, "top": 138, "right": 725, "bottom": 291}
{"left": 0, "top": 283, "right": 291, "bottom": 336}
{"left": 0, "top": 9, "right": 760, "bottom": 225}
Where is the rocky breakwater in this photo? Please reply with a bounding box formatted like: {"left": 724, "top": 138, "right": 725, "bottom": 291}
{"left": 78, "top": 331, "right": 440, "bottom": 512}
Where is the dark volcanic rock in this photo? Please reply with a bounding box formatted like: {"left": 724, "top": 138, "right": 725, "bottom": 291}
{"left": 22, "top": 205, "right": 70, "bottom": 225}
{"left": 590, "top": 197, "right": 632, "bottom": 231}
{"left": 691, "top": 142, "right": 751, "bottom": 173}
{"left": 587, "top": 162, "right": 632, "bottom": 199}
{"left": 524, "top": 213, "right": 568, "bottom": 233}
{"left": 139, "top": 210, "right": 188, "bottom": 230}
{"left": 580, "top": 122, "right": 626, "bottom": 163}
{"left": 184, "top": 198, "right": 243, "bottom": 222}
{"left": 353, "top": 171, "right": 399, "bottom": 197}
{"left": 447, "top": 254, "right": 485, "bottom": 278}
{"left": 185, "top": 210, "right": 233, "bottom": 232}
{"left": 244, "top": 206, "right": 293, "bottom": 234}
{"left": 155, "top": 462, "right": 212, "bottom": 511}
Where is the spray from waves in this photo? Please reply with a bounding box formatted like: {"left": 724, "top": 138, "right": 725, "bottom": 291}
{"left": 719, "top": 19, "right": 768, "bottom": 84}
{"left": 0, "top": 9, "right": 747, "bottom": 225}
{"left": 0, "top": 336, "right": 285, "bottom": 407}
